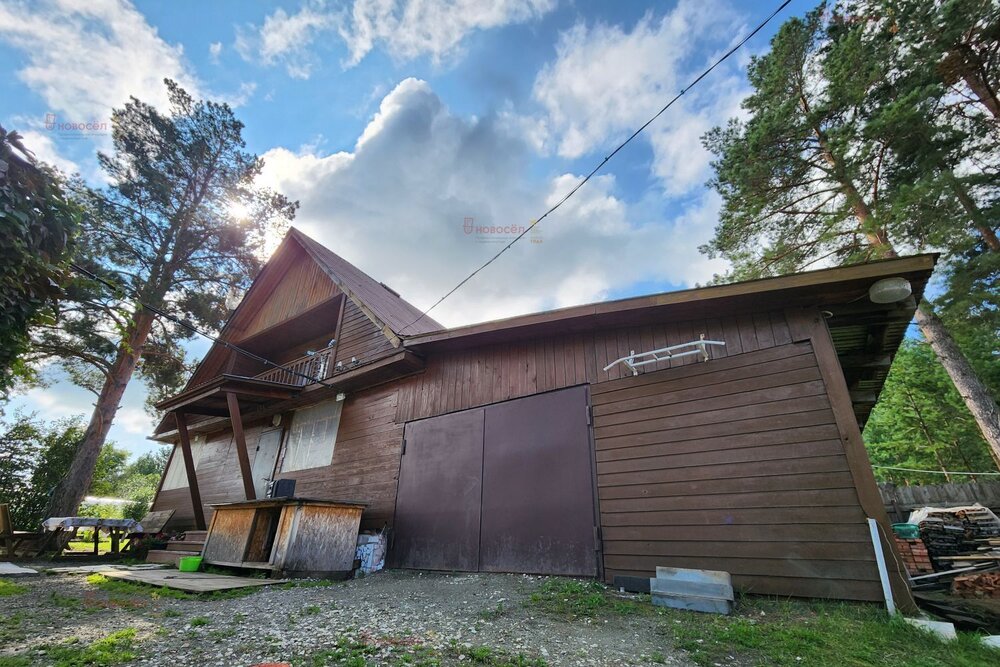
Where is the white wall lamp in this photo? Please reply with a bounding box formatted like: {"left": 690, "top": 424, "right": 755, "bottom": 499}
{"left": 869, "top": 277, "right": 912, "bottom": 304}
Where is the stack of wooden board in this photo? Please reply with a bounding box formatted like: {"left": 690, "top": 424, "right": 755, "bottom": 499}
{"left": 649, "top": 566, "right": 734, "bottom": 615}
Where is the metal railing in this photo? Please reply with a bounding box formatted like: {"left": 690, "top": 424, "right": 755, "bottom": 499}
{"left": 255, "top": 344, "right": 336, "bottom": 386}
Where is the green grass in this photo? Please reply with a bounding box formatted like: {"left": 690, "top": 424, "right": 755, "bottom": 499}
{"left": 660, "top": 597, "right": 1000, "bottom": 667}
{"left": 0, "top": 579, "right": 27, "bottom": 597}
{"left": 44, "top": 628, "right": 138, "bottom": 666}
{"left": 303, "top": 604, "right": 322, "bottom": 615}
{"left": 189, "top": 616, "right": 210, "bottom": 627}
{"left": 300, "top": 636, "right": 547, "bottom": 667}
{"left": 85, "top": 573, "right": 260, "bottom": 600}
{"left": 280, "top": 578, "right": 339, "bottom": 589}
{"left": 0, "top": 655, "right": 32, "bottom": 667}
{"left": 527, "top": 578, "right": 647, "bottom": 618}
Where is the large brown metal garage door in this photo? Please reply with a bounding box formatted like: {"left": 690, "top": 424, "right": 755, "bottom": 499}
{"left": 391, "top": 386, "right": 599, "bottom": 576}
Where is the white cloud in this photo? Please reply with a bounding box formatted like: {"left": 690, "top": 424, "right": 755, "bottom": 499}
{"left": 339, "top": 0, "right": 556, "bottom": 67}
{"left": 532, "top": 0, "right": 749, "bottom": 195}
{"left": 209, "top": 41, "right": 223, "bottom": 63}
{"left": 236, "top": 0, "right": 556, "bottom": 76}
{"left": 116, "top": 407, "right": 156, "bottom": 436}
{"left": 0, "top": 0, "right": 201, "bottom": 123}
{"left": 259, "top": 78, "right": 726, "bottom": 328}
{"left": 235, "top": 5, "right": 335, "bottom": 79}
{"left": 16, "top": 130, "right": 80, "bottom": 175}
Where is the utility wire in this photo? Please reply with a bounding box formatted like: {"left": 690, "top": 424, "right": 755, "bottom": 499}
{"left": 871, "top": 464, "right": 1000, "bottom": 476}
{"left": 69, "top": 262, "right": 334, "bottom": 388}
{"left": 399, "top": 0, "right": 792, "bottom": 335}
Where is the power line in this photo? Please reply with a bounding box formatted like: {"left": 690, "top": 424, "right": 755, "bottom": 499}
{"left": 871, "top": 464, "right": 1000, "bottom": 476}
{"left": 399, "top": 0, "right": 792, "bottom": 335}
{"left": 69, "top": 262, "right": 333, "bottom": 388}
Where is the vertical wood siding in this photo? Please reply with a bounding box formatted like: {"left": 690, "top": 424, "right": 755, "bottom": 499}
{"left": 590, "top": 341, "right": 882, "bottom": 601}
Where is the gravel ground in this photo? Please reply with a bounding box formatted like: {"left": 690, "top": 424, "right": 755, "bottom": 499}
{"left": 0, "top": 567, "right": 693, "bottom": 666}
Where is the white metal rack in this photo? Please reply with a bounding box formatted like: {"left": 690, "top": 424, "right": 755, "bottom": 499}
{"left": 603, "top": 334, "right": 726, "bottom": 376}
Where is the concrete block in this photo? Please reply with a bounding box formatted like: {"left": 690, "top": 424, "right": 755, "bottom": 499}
{"left": 651, "top": 592, "right": 733, "bottom": 615}
{"left": 656, "top": 566, "right": 731, "bottom": 587}
{"left": 650, "top": 575, "right": 733, "bottom": 601}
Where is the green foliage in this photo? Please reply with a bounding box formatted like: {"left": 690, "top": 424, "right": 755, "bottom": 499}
{"left": 0, "top": 413, "right": 82, "bottom": 528}
{"left": 527, "top": 578, "right": 647, "bottom": 618}
{"left": 0, "top": 579, "right": 27, "bottom": 597}
{"left": 77, "top": 443, "right": 168, "bottom": 520}
{"left": 865, "top": 339, "right": 996, "bottom": 482}
{"left": 44, "top": 628, "right": 138, "bottom": 666}
{"left": 660, "top": 596, "right": 999, "bottom": 666}
{"left": 0, "top": 125, "right": 81, "bottom": 395}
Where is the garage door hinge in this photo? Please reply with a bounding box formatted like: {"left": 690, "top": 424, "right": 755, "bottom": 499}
{"left": 586, "top": 405, "right": 592, "bottom": 425}
{"left": 401, "top": 438, "right": 406, "bottom": 455}
{"left": 593, "top": 525, "right": 602, "bottom": 551}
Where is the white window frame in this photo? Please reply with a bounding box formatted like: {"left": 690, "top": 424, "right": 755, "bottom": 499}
{"left": 279, "top": 398, "right": 343, "bottom": 472}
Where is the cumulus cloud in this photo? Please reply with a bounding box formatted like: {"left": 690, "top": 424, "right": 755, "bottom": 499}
{"left": 0, "top": 0, "right": 201, "bottom": 122}
{"left": 532, "top": 0, "right": 749, "bottom": 195}
{"left": 259, "top": 78, "right": 726, "bottom": 328}
{"left": 17, "top": 130, "right": 80, "bottom": 175}
{"left": 209, "top": 41, "right": 223, "bottom": 63}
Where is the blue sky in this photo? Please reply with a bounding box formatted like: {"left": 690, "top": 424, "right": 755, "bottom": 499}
{"left": 0, "top": 0, "right": 818, "bottom": 460}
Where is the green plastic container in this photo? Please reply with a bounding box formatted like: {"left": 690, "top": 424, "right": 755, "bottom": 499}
{"left": 892, "top": 523, "right": 920, "bottom": 539}
{"left": 177, "top": 556, "right": 203, "bottom": 572}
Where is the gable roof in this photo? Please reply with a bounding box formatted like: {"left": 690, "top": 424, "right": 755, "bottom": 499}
{"left": 289, "top": 228, "right": 442, "bottom": 342}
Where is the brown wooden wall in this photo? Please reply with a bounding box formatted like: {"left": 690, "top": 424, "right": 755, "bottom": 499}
{"left": 236, "top": 247, "right": 341, "bottom": 340}
{"left": 336, "top": 299, "right": 396, "bottom": 366}
{"left": 395, "top": 312, "right": 791, "bottom": 423}
{"left": 153, "top": 384, "right": 403, "bottom": 533}
{"left": 591, "top": 341, "right": 882, "bottom": 601}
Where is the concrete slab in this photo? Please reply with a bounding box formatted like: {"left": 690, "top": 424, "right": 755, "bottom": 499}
{"left": 0, "top": 562, "right": 38, "bottom": 576}
{"left": 100, "top": 569, "right": 286, "bottom": 593}
{"left": 904, "top": 617, "right": 957, "bottom": 641}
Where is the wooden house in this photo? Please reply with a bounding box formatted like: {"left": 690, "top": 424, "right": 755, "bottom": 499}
{"left": 149, "top": 227, "right": 935, "bottom": 604}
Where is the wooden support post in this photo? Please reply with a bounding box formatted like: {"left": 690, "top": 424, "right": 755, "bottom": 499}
{"left": 227, "top": 392, "right": 257, "bottom": 500}
{"left": 175, "top": 412, "right": 207, "bottom": 531}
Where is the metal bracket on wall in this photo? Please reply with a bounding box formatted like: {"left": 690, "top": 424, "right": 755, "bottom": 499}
{"left": 603, "top": 334, "right": 726, "bottom": 376}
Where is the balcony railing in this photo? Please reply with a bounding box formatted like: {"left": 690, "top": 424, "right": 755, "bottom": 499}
{"left": 255, "top": 344, "right": 335, "bottom": 387}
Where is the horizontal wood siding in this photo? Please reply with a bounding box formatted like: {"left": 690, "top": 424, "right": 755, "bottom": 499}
{"left": 154, "top": 385, "right": 404, "bottom": 532}
{"left": 260, "top": 384, "right": 403, "bottom": 531}
{"left": 335, "top": 299, "right": 396, "bottom": 366}
{"left": 396, "top": 313, "right": 792, "bottom": 423}
{"left": 591, "top": 342, "right": 882, "bottom": 601}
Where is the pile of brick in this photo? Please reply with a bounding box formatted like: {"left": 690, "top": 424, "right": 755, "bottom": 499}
{"left": 894, "top": 536, "right": 934, "bottom": 576}
{"left": 951, "top": 572, "right": 1000, "bottom": 598}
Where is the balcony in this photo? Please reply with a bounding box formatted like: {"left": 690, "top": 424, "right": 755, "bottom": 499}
{"left": 255, "top": 344, "right": 336, "bottom": 387}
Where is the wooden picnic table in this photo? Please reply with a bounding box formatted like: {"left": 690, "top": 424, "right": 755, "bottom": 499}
{"left": 41, "top": 517, "right": 143, "bottom": 555}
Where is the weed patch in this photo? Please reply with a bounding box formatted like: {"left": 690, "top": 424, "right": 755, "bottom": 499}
{"left": 44, "top": 628, "right": 138, "bottom": 666}
{"left": 527, "top": 578, "right": 646, "bottom": 619}
{"left": 660, "top": 597, "right": 1000, "bottom": 667}
{"left": 0, "top": 579, "right": 27, "bottom": 597}
{"left": 189, "top": 616, "right": 210, "bottom": 627}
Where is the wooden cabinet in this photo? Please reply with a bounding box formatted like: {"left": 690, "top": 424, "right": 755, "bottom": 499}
{"left": 202, "top": 498, "right": 364, "bottom": 578}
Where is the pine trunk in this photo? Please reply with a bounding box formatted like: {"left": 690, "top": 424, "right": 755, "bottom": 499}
{"left": 913, "top": 303, "right": 1000, "bottom": 470}
{"left": 44, "top": 308, "right": 157, "bottom": 517}
{"left": 962, "top": 70, "right": 1000, "bottom": 120}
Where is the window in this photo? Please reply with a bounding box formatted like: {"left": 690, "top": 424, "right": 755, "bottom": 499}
{"left": 280, "top": 398, "right": 343, "bottom": 472}
{"left": 161, "top": 435, "right": 206, "bottom": 490}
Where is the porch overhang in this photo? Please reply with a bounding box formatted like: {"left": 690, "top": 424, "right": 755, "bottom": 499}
{"left": 155, "top": 374, "right": 303, "bottom": 417}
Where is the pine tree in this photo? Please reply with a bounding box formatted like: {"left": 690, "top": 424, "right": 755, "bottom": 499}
{"left": 702, "top": 4, "right": 1000, "bottom": 466}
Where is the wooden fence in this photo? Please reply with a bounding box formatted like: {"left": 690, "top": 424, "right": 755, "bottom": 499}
{"left": 879, "top": 481, "right": 1000, "bottom": 523}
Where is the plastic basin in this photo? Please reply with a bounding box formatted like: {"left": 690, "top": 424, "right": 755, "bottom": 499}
{"left": 177, "top": 556, "right": 203, "bottom": 572}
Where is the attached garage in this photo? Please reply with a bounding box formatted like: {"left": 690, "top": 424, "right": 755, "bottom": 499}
{"left": 391, "top": 386, "right": 600, "bottom": 577}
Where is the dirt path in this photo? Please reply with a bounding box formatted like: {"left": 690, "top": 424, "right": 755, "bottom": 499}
{"left": 1, "top": 569, "right": 692, "bottom": 666}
